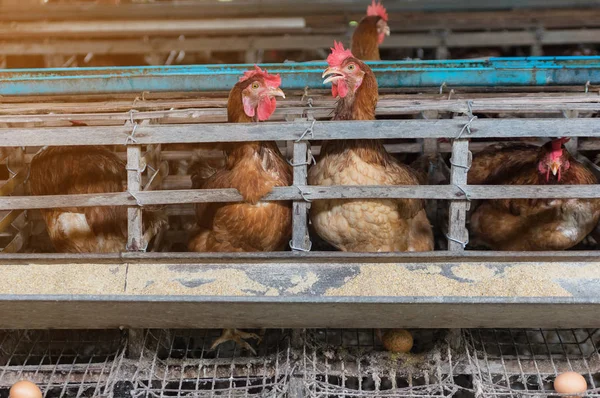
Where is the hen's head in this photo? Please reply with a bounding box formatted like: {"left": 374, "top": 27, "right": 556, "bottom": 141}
{"left": 235, "top": 65, "right": 285, "bottom": 121}
{"left": 366, "top": 0, "right": 390, "bottom": 44}
{"left": 323, "top": 41, "right": 368, "bottom": 99}
{"left": 538, "top": 137, "right": 571, "bottom": 182}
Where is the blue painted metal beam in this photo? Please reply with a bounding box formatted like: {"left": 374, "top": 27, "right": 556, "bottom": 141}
{"left": 0, "top": 57, "right": 599, "bottom": 96}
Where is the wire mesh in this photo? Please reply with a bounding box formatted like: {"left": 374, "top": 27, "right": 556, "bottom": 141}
{"left": 0, "top": 329, "right": 124, "bottom": 398}
{"left": 0, "top": 328, "right": 597, "bottom": 398}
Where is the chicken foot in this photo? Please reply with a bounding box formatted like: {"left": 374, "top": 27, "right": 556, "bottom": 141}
{"left": 210, "top": 329, "right": 262, "bottom": 355}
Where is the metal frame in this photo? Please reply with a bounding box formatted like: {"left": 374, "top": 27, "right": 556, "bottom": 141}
{"left": 1, "top": 58, "right": 599, "bottom": 95}
{"left": 1, "top": 59, "right": 600, "bottom": 328}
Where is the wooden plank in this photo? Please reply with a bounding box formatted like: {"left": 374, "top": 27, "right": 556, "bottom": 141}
{"left": 2, "top": 119, "right": 600, "bottom": 147}
{"left": 1, "top": 97, "right": 599, "bottom": 125}
{"left": 126, "top": 145, "right": 144, "bottom": 251}
{"left": 1, "top": 93, "right": 599, "bottom": 116}
{"left": 290, "top": 142, "right": 310, "bottom": 252}
{"left": 447, "top": 139, "right": 470, "bottom": 251}
{"left": 2, "top": 184, "right": 600, "bottom": 211}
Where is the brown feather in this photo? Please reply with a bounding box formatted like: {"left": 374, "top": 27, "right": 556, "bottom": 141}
{"left": 309, "top": 60, "right": 433, "bottom": 252}
{"left": 29, "top": 146, "right": 166, "bottom": 253}
{"left": 469, "top": 142, "right": 600, "bottom": 250}
{"left": 351, "top": 16, "right": 382, "bottom": 61}
{"left": 188, "top": 76, "right": 292, "bottom": 252}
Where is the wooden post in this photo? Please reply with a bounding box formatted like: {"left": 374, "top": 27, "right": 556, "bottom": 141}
{"left": 126, "top": 145, "right": 144, "bottom": 251}
{"left": 290, "top": 142, "right": 311, "bottom": 251}
{"left": 447, "top": 139, "right": 470, "bottom": 251}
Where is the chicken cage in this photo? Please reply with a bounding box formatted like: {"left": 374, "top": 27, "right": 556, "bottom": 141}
{"left": 0, "top": 57, "right": 599, "bottom": 397}
{"left": 0, "top": 328, "right": 598, "bottom": 397}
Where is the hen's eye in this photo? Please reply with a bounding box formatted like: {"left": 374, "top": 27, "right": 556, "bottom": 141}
{"left": 347, "top": 64, "right": 355, "bottom": 70}
{"left": 251, "top": 82, "right": 260, "bottom": 89}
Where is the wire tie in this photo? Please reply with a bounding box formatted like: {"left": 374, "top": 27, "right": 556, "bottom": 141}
{"left": 449, "top": 158, "right": 471, "bottom": 172}
{"left": 289, "top": 239, "right": 312, "bottom": 252}
{"left": 439, "top": 82, "right": 447, "bottom": 95}
{"left": 466, "top": 100, "right": 474, "bottom": 117}
{"left": 585, "top": 81, "right": 590, "bottom": 94}
{"left": 447, "top": 88, "right": 455, "bottom": 100}
{"left": 128, "top": 190, "right": 143, "bottom": 207}
{"left": 453, "top": 184, "right": 471, "bottom": 201}
{"left": 445, "top": 233, "right": 468, "bottom": 249}
{"left": 457, "top": 116, "right": 477, "bottom": 139}
{"left": 295, "top": 185, "right": 312, "bottom": 202}
{"left": 288, "top": 148, "right": 316, "bottom": 167}
{"left": 296, "top": 119, "right": 316, "bottom": 142}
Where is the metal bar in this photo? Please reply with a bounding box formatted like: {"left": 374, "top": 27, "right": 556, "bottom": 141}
{"left": 1, "top": 57, "right": 599, "bottom": 95}
{"left": 0, "top": 254, "right": 598, "bottom": 328}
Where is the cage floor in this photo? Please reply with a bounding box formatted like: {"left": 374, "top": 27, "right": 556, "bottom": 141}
{"left": 0, "top": 328, "right": 597, "bottom": 398}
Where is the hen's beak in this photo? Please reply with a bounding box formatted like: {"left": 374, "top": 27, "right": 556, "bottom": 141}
{"left": 384, "top": 25, "right": 391, "bottom": 36}
{"left": 322, "top": 67, "right": 344, "bottom": 85}
{"left": 269, "top": 87, "right": 286, "bottom": 99}
{"left": 550, "top": 162, "right": 560, "bottom": 176}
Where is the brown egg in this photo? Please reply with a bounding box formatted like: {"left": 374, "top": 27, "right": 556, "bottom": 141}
{"left": 554, "top": 372, "right": 588, "bottom": 398}
{"left": 381, "top": 329, "right": 413, "bottom": 353}
{"left": 9, "top": 380, "right": 42, "bottom": 398}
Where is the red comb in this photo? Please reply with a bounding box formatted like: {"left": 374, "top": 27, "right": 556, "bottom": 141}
{"left": 239, "top": 65, "right": 282, "bottom": 88}
{"left": 327, "top": 41, "right": 353, "bottom": 67}
{"left": 367, "top": 0, "right": 388, "bottom": 21}
{"left": 550, "top": 137, "right": 570, "bottom": 160}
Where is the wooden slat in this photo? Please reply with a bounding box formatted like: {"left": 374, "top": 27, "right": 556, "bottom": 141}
{"left": 126, "top": 145, "right": 144, "bottom": 251}
{"left": 2, "top": 119, "right": 600, "bottom": 147}
{"left": 447, "top": 139, "right": 470, "bottom": 251}
{"left": 290, "top": 142, "right": 310, "bottom": 252}
{"left": 1, "top": 93, "right": 599, "bottom": 117}
{"left": 0, "top": 210, "right": 23, "bottom": 234}
{"left": 2, "top": 184, "right": 600, "bottom": 211}
{"left": 0, "top": 169, "right": 26, "bottom": 197}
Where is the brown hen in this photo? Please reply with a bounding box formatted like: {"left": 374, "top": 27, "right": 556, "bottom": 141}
{"left": 188, "top": 66, "right": 292, "bottom": 354}
{"left": 308, "top": 42, "right": 433, "bottom": 252}
{"left": 29, "top": 146, "right": 167, "bottom": 253}
{"left": 469, "top": 138, "right": 600, "bottom": 250}
{"left": 351, "top": 0, "right": 390, "bottom": 61}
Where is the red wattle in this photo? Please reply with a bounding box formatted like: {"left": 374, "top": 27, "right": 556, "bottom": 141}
{"left": 257, "top": 96, "right": 277, "bottom": 121}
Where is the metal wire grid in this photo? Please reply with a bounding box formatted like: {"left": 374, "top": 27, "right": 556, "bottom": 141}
{"left": 300, "top": 329, "right": 466, "bottom": 398}
{"left": 0, "top": 328, "right": 597, "bottom": 398}
{"left": 463, "top": 329, "right": 600, "bottom": 397}
{"left": 125, "top": 329, "right": 293, "bottom": 398}
{"left": 0, "top": 330, "right": 124, "bottom": 398}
